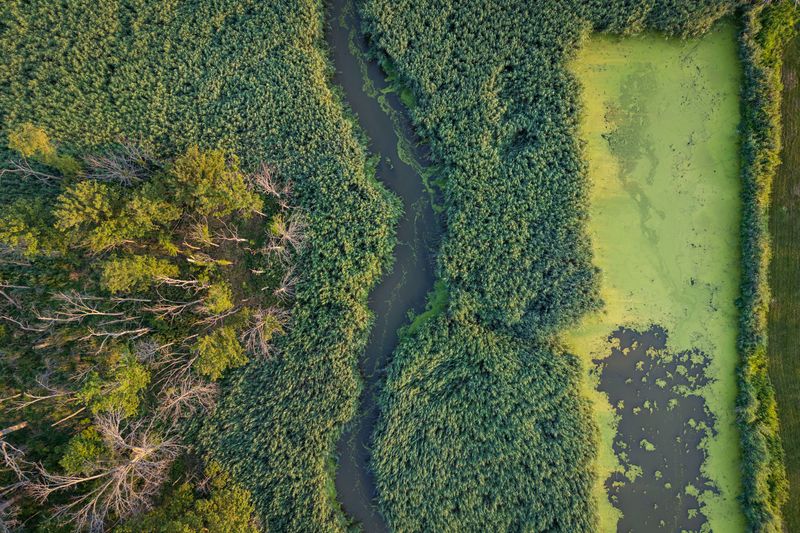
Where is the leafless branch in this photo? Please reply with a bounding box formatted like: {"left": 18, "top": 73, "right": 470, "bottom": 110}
{"left": 213, "top": 220, "right": 247, "bottom": 244}
{"left": 0, "top": 159, "right": 61, "bottom": 185}
{"left": 35, "top": 291, "right": 133, "bottom": 326}
{"left": 156, "top": 376, "right": 218, "bottom": 420}
{"left": 272, "top": 268, "right": 297, "bottom": 302}
{"left": 83, "top": 142, "right": 155, "bottom": 187}
{"left": 27, "top": 412, "right": 182, "bottom": 530}
{"left": 240, "top": 307, "right": 287, "bottom": 357}
{"left": 155, "top": 277, "right": 209, "bottom": 292}
{"left": 143, "top": 299, "right": 202, "bottom": 320}
{"left": 0, "top": 315, "right": 48, "bottom": 333}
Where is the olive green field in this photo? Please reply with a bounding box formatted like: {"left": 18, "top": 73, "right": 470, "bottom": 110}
{"left": 768, "top": 33, "right": 800, "bottom": 533}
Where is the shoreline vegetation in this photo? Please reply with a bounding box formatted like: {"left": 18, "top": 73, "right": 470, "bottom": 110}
{"left": 737, "top": 3, "right": 798, "bottom": 531}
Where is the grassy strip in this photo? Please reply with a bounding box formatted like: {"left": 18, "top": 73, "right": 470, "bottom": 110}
{"left": 737, "top": 2, "right": 798, "bottom": 531}
{"left": 0, "top": 0, "right": 399, "bottom": 530}
{"left": 768, "top": 33, "right": 800, "bottom": 533}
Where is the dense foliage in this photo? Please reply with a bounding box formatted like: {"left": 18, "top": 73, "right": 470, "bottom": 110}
{"left": 0, "top": 128, "right": 292, "bottom": 530}
{"left": 736, "top": 3, "right": 798, "bottom": 531}
{"left": 358, "top": 0, "right": 793, "bottom": 531}
{"left": 374, "top": 316, "right": 595, "bottom": 531}
{"left": 115, "top": 461, "right": 259, "bottom": 533}
{"left": 1, "top": 0, "right": 794, "bottom": 531}
{"left": 0, "top": 1, "right": 400, "bottom": 530}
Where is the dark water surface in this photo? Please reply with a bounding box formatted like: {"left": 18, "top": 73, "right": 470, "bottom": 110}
{"left": 599, "top": 326, "right": 716, "bottom": 532}
{"left": 326, "top": 1, "right": 441, "bottom": 531}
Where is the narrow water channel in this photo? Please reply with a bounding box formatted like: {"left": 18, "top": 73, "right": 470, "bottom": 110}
{"left": 326, "top": 1, "right": 441, "bottom": 531}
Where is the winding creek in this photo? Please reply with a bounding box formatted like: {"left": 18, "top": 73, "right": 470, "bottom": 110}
{"left": 327, "top": 1, "right": 441, "bottom": 531}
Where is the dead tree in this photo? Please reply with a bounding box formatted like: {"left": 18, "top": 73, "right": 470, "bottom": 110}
{"left": 280, "top": 213, "right": 307, "bottom": 252}
{"left": 156, "top": 376, "right": 218, "bottom": 420}
{"left": 143, "top": 298, "right": 203, "bottom": 320}
{"left": 0, "top": 314, "right": 47, "bottom": 334}
{"left": 35, "top": 291, "right": 135, "bottom": 327}
{"left": 27, "top": 412, "right": 182, "bottom": 531}
{"left": 150, "top": 350, "right": 198, "bottom": 388}
{"left": 1, "top": 422, "right": 30, "bottom": 532}
{"left": 79, "top": 326, "right": 151, "bottom": 353}
{"left": 272, "top": 268, "right": 297, "bottom": 302}
{"left": 240, "top": 307, "right": 287, "bottom": 358}
{"left": 132, "top": 339, "right": 160, "bottom": 364}
{"left": 13, "top": 378, "right": 86, "bottom": 428}
{"left": 83, "top": 142, "right": 155, "bottom": 186}
{"left": 186, "top": 217, "right": 216, "bottom": 249}
{"left": 212, "top": 220, "right": 247, "bottom": 245}
{"left": 155, "top": 277, "right": 209, "bottom": 292}
{"left": 0, "top": 284, "right": 28, "bottom": 310}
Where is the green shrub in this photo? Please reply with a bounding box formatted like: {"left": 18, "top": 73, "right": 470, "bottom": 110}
{"left": 169, "top": 147, "right": 262, "bottom": 217}
{"left": 204, "top": 282, "right": 234, "bottom": 315}
{"left": 78, "top": 356, "right": 151, "bottom": 417}
{"left": 194, "top": 327, "right": 247, "bottom": 381}
{"left": 100, "top": 255, "right": 179, "bottom": 293}
{"left": 59, "top": 427, "right": 108, "bottom": 475}
{"left": 115, "top": 461, "right": 258, "bottom": 533}
{"left": 7, "top": 122, "right": 80, "bottom": 176}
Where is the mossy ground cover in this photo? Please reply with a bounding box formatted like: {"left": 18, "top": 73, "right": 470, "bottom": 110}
{"left": 565, "top": 21, "right": 744, "bottom": 532}
{"left": 768, "top": 33, "right": 800, "bottom": 533}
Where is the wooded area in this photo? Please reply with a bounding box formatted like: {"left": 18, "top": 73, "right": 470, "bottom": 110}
{"left": 0, "top": 125, "right": 297, "bottom": 530}
{"left": 0, "top": 0, "right": 400, "bottom": 531}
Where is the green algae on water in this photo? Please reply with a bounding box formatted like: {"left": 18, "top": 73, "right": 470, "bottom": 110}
{"left": 565, "top": 21, "right": 744, "bottom": 532}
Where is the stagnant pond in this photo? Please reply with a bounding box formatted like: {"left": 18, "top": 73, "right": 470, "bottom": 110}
{"left": 327, "top": 1, "right": 441, "bottom": 531}
{"left": 566, "top": 21, "right": 744, "bottom": 532}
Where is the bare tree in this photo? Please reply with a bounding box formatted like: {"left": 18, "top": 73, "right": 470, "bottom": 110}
{"left": 0, "top": 422, "right": 30, "bottom": 532}
{"left": 212, "top": 220, "right": 247, "bottom": 245}
{"left": 132, "top": 339, "right": 160, "bottom": 364}
{"left": 262, "top": 240, "right": 289, "bottom": 263}
{"left": 272, "top": 268, "right": 297, "bottom": 302}
{"left": 150, "top": 349, "right": 198, "bottom": 388}
{"left": 250, "top": 163, "right": 292, "bottom": 208}
{"left": 155, "top": 277, "right": 209, "bottom": 292}
{"left": 143, "top": 298, "right": 203, "bottom": 320}
{"left": 0, "top": 314, "right": 47, "bottom": 334}
{"left": 240, "top": 307, "right": 287, "bottom": 358}
{"left": 27, "top": 412, "right": 182, "bottom": 531}
{"left": 281, "top": 213, "right": 307, "bottom": 252}
{"left": 83, "top": 142, "right": 155, "bottom": 187}
{"left": 156, "top": 376, "right": 218, "bottom": 420}
{"left": 0, "top": 283, "right": 28, "bottom": 310}
{"left": 79, "top": 326, "right": 151, "bottom": 353}
{"left": 13, "top": 377, "right": 87, "bottom": 428}
{"left": 34, "top": 292, "right": 137, "bottom": 327}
